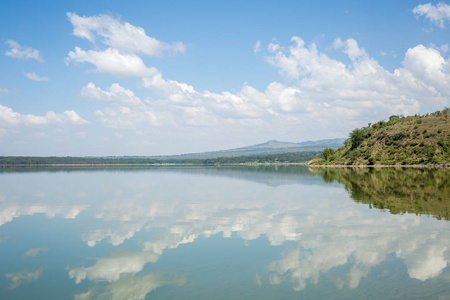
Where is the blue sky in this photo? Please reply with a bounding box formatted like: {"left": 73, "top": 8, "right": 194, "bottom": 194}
{"left": 0, "top": 0, "right": 449, "bottom": 156}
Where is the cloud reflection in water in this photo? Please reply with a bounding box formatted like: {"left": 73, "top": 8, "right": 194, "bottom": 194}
{"left": 0, "top": 167, "right": 449, "bottom": 295}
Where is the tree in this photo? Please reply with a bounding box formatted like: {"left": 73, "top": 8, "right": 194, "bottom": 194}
{"left": 322, "top": 148, "right": 335, "bottom": 161}
{"left": 349, "top": 127, "right": 369, "bottom": 150}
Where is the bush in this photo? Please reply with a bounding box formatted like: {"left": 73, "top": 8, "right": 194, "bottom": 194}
{"left": 438, "top": 137, "right": 448, "bottom": 151}
{"left": 389, "top": 115, "right": 399, "bottom": 121}
{"left": 349, "top": 127, "right": 371, "bottom": 150}
{"left": 322, "top": 148, "right": 335, "bottom": 161}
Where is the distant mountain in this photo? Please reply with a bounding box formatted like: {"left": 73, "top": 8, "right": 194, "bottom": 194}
{"left": 152, "top": 138, "right": 345, "bottom": 160}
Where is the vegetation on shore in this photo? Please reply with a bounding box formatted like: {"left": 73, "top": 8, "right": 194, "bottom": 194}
{"left": 0, "top": 151, "right": 320, "bottom": 167}
{"left": 309, "top": 108, "right": 450, "bottom": 166}
{"left": 310, "top": 167, "right": 450, "bottom": 220}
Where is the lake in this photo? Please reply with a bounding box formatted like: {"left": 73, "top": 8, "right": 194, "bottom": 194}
{"left": 0, "top": 166, "right": 449, "bottom": 299}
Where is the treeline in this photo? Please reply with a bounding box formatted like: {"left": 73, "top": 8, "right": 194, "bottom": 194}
{"left": 0, "top": 151, "right": 320, "bottom": 166}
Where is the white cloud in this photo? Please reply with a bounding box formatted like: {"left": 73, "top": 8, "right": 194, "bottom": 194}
{"left": 5, "top": 268, "right": 44, "bottom": 290}
{"left": 63, "top": 11, "right": 449, "bottom": 152}
{"left": 333, "top": 37, "right": 368, "bottom": 61}
{"left": 66, "top": 47, "right": 158, "bottom": 77}
{"left": 25, "top": 72, "right": 49, "bottom": 81}
{"left": 67, "top": 12, "right": 185, "bottom": 57}
{"left": 268, "top": 42, "right": 280, "bottom": 53}
{"left": 253, "top": 40, "right": 261, "bottom": 54}
{"left": 265, "top": 37, "right": 449, "bottom": 116}
{"left": 81, "top": 82, "right": 143, "bottom": 106}
{"left": 66, "top": 13, "right": 182, "bottom": 79}
{"left": 25, "top": 248, "right": 49, "bottom": 257}
{"left": 413, "top": 2, "right": 450, "bottom": 28}
{"left": 94, "top": 105, "right": 159, "bottom": 129}
{"left": 80, "top": 37, "right": 449, "bottom": 148}
{"left": 0, "top": 104, "right": 89, "bottom": 127}
{"left": 0, "top": 88, "right": 8, "bottom": 93}
{"left": 5, "top": 40, "right": 43, "bottom": 62}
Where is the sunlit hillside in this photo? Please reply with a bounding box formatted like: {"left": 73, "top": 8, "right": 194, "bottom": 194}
{"left": 310, "top": 109, "right": 450, "bottom": 166}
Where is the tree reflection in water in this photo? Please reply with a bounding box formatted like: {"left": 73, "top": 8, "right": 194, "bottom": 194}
{"left": 311, "top": 167, "right": 450, "bottom": 220}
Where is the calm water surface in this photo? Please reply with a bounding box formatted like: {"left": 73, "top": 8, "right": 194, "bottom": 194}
{"left": 0, "top": 166, "right": 449, "bottom": 299}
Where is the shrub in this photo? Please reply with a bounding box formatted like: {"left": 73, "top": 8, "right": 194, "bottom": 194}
{"left": 349, "top": 127, "right": 370, "bottom": 150}
{"left": 389, "top": 115, "right": 400, "bottom": 122}
{"left": 438, "top": 137, "right": 448, "bottom": 151}
{"left": 393, "top": 132, "right": 405, "bottom": 140}
{"left": 322, "top": 148, "right": 335, "bottom": 161}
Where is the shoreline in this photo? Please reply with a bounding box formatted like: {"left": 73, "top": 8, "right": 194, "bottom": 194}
{"left": 0, "top": 162, "right": 448, "bottom": 168}
{"left": 0, "top": 162, "right": 309, "bottom": 168}
{"left": 308, "top": 163, "right": 450, "bottom": 168}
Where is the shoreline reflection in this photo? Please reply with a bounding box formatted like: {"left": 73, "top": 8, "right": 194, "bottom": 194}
{"left": 0, "top": 166, "right": 449, "bottom": 299}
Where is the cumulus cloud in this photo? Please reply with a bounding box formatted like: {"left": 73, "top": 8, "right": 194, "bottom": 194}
{"left": 64, "top": 12, "right": 450, "bottom": 151}
{"left": 0, "top": 88, "right": 8, "bottom": 94}
{"left": 65, "top": 12, "right": 185, "bottom": 78}
{"left": 63, "top": 11, "right": 450, "bottom": 149}
{"left": 400, "top": 44, "right": 447, "bottom": 87}
{"left": 413, "top": 2, "right": 450, "bottom": 28}
{"left": 65, "top": 47, "right": 158, "bottom": 77}
{"left": 78, "top": 37, "right": 449, "bottom": 149}
{"left": 5, "top": 268, "right": 44, "bottom": 290}
{"left": 5, "top": 40, "right": 43, "bottom": 62}
{"left": 266, "top": 37, "right": 449, "bottom": 114}
{"left": 94, "top": 104, "right": 159, "bottom": 129}
{"left": 81, "top": 82, "right": 143, "bottom": 106}
{"left": 67, "top": 12, "right": 185, "bottom": 56}
{"left": 135, "top": 37, "right": 446, "bottom": 130}
{"left": 25, "top": 72, "right": 48, "bottom": 81}
{"left": 0, "top": 105, "right": 89, "bottom": 127}
{"left": 332, "top": 37, "right": 368, "bottom": 61}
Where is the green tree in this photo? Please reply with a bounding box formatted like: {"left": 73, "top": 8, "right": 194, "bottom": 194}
{"left": 322, "top": 148, "right": 335, "bottom": 161}
{"left": 349, "top": 127, "right": 370, "bottom": 150}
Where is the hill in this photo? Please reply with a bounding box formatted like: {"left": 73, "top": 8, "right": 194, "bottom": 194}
{"left": 309, "top": 108, "right": 450, "bottom": 166}
{"left": 150, "top": 138, "right": 345, "bottom": 160}
{"left": 0, "top": 139, "right": 345, "bottom": 166}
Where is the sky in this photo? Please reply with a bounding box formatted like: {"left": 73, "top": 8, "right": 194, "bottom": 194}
{"left": 0, "top": 0, "right": 449, "bottom": 156}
